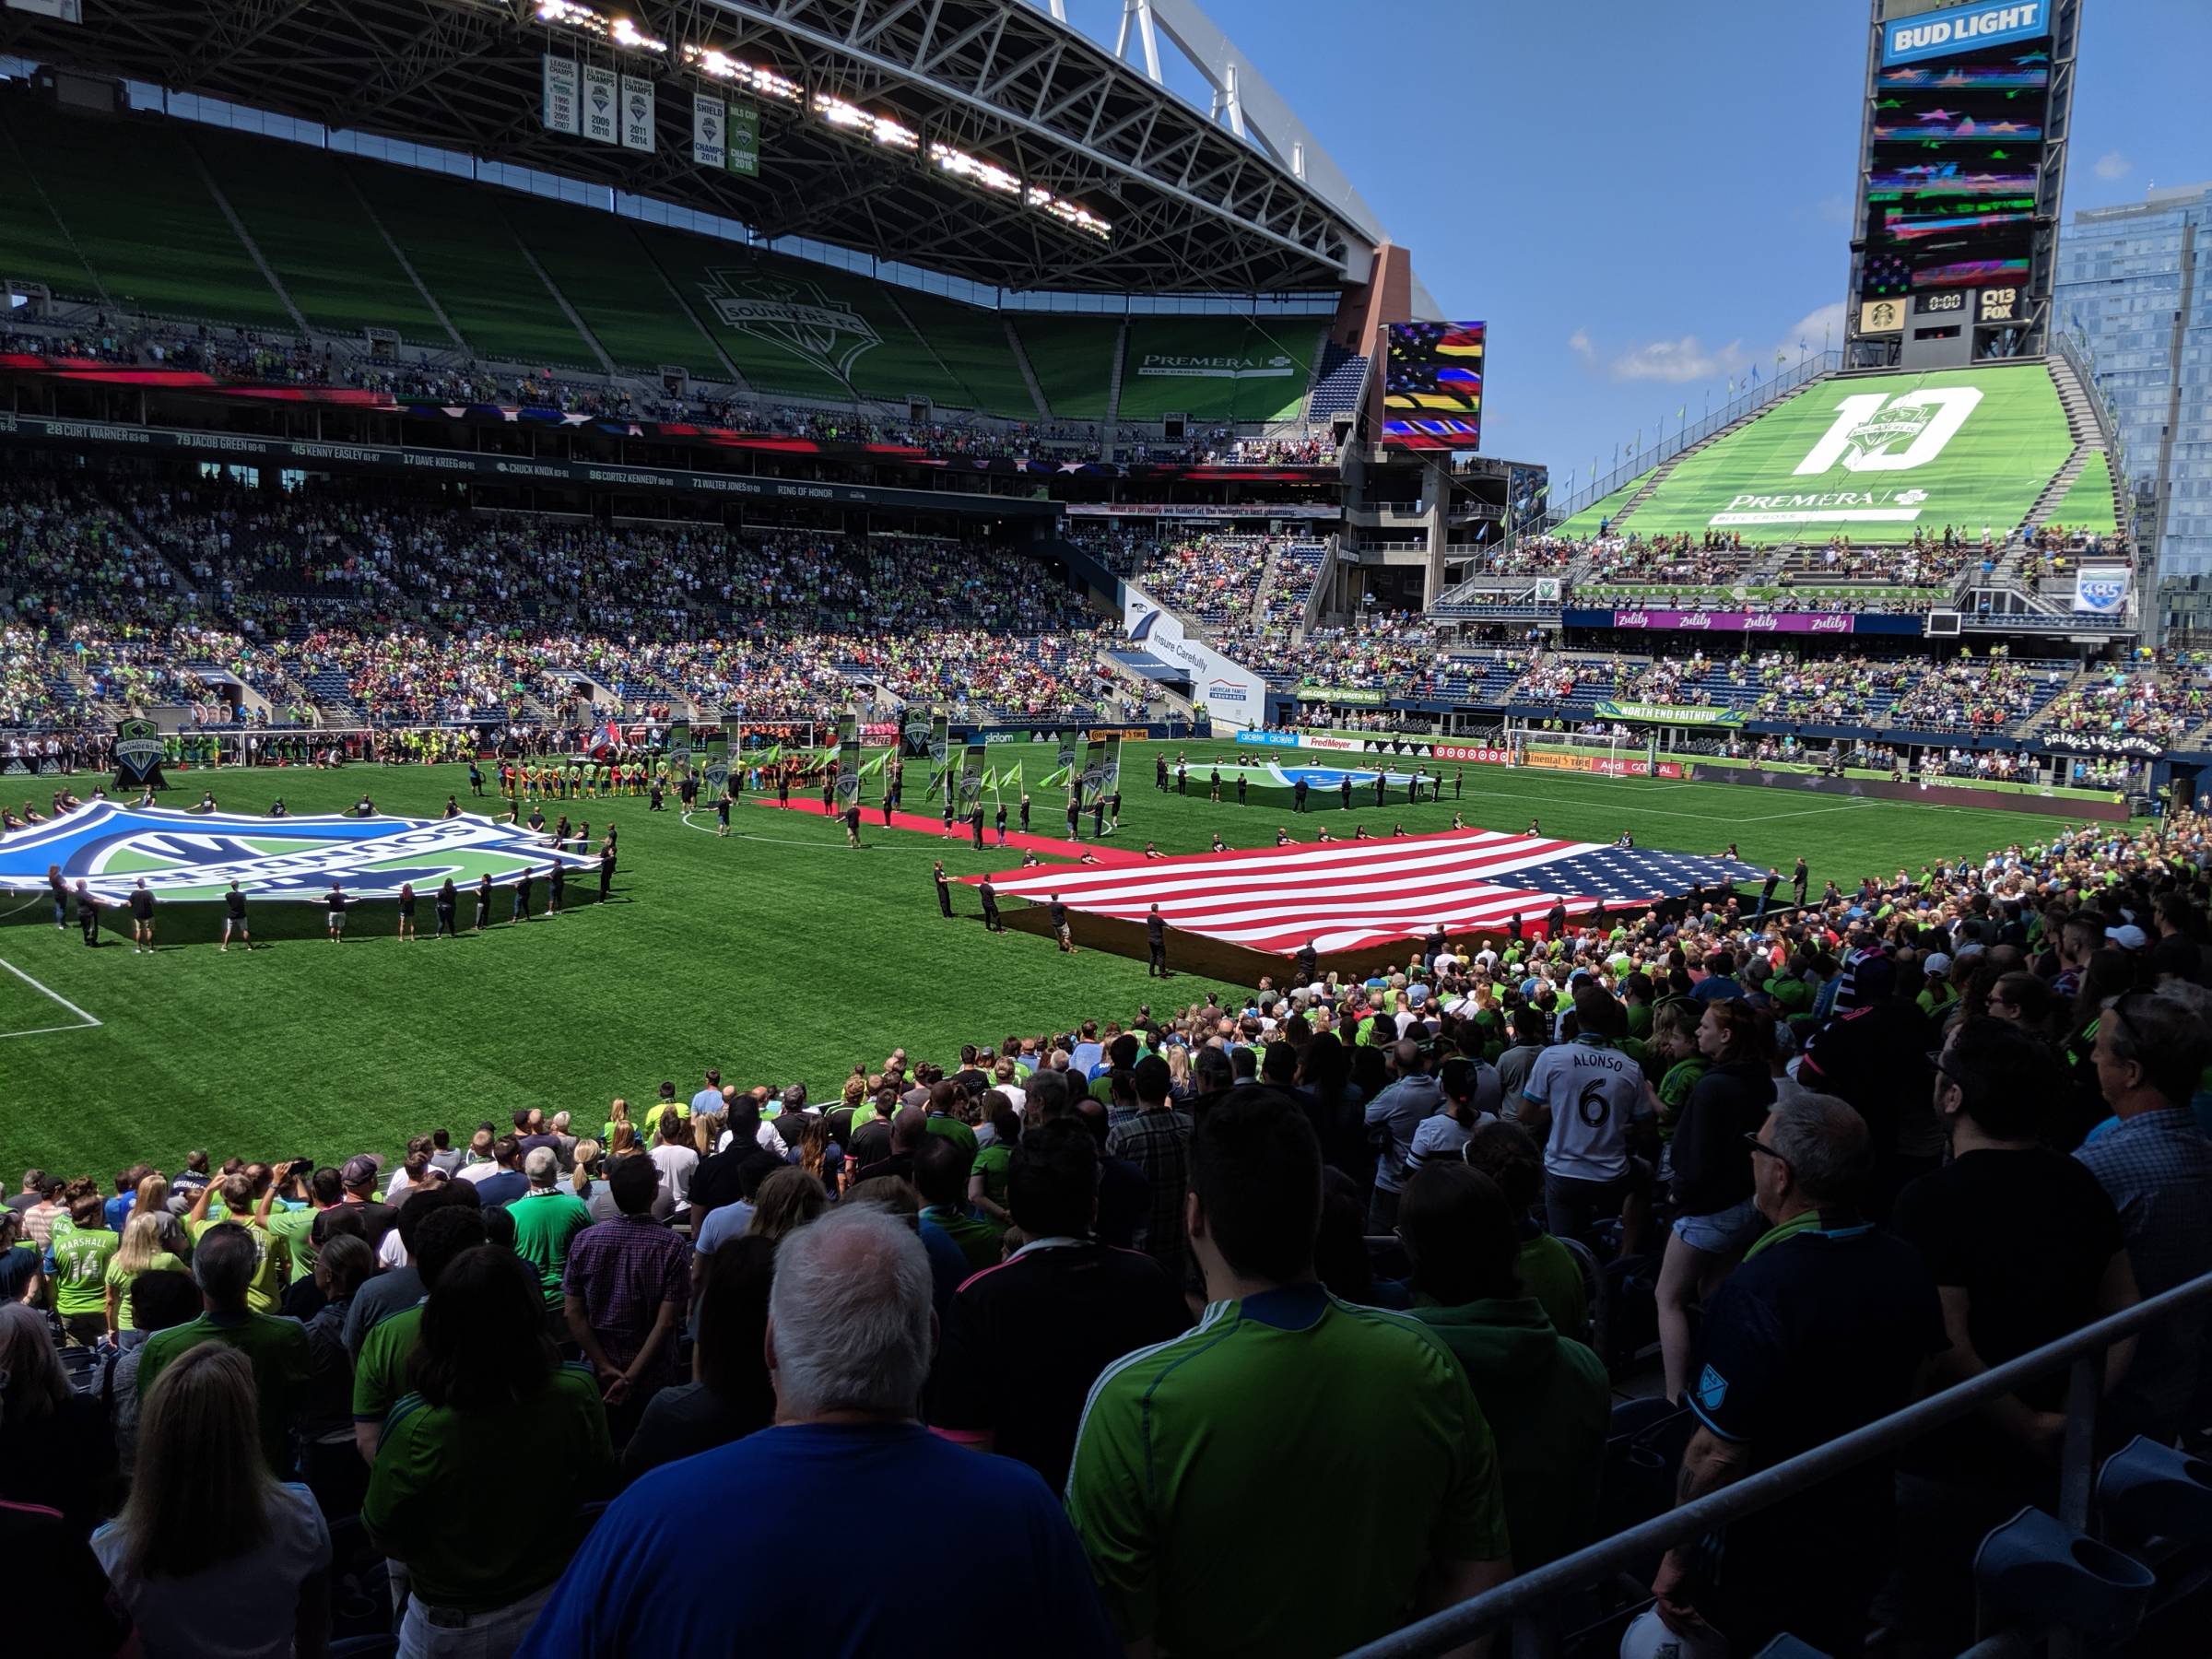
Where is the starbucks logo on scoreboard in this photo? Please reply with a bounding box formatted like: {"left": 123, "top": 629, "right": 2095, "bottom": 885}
{"left": 0, "top": 803, "right": 597, "bottom": 904}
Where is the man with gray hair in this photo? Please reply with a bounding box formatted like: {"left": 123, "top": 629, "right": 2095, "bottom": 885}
{"left": 1651, "top": 1094, "right": 1945, "bottom": 1657}
{"left": 509, "top": 1146, "right": 594, "bottom": 1318}
{"left": 2080, "top": 981, "right": 2212, "bottom": 1441}
{"left": 518, "top": 1205, "right": 1116, "bottom": 1656}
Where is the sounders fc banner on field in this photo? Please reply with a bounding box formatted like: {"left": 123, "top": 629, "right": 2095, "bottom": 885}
{"left": 668, "top": 719, "right": 692, "bottom": 770}
{"left": 112, "top": 718, "right": 167, "bottom": 792}
{"left": 928, "top": 716, "right": 952, "bottom": 799}
{"left": 958, "top": 745, "right": 986, "bottom": 811}
{"left": 1591, "top": 701, "right": 1745, "bottom": 726}
{"left": 1078, "top": 738, "right": 1109, "bottom": 809}
{"left": 835, "top": 713, "right": 860, "bottom": 806}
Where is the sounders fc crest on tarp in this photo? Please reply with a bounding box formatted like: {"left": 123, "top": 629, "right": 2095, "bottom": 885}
{"left": 0, "top": 804, "right": 598, "bottom": 903}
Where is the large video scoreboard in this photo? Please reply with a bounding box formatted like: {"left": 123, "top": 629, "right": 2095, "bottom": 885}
{"left": 1382, "top": 320, "right": 1485, "bottom": 452}
{"left": 1847, "top": 1, "right": 2077, "bottom": 367}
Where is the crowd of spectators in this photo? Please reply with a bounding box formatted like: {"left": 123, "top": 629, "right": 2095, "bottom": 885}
{"left": 2041, "top": 668, "right": 2212, "bottom": 748}
{"left": 7, "top": 808, "right": 2212, "bottom": 1655}
{"left": 6, "top": 321, "right": 1339, "bottom": 467}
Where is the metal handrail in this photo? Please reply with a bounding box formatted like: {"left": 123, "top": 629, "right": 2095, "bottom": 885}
{"left": 1547, "top": 353, "right": 1847, "bottom": 523}
{"left": 1345, "top": 1264, "right": 2212, "bottom": 1659}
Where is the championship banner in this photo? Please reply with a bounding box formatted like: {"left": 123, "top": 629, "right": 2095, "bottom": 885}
{"left": 1078, "top": 737, "right": 1109, "bottom": 809}
{"left": 928, "top": 715, "right": 951, "bottom": 800}
{"left": 112, "top": 718, "right": 167, "bottom": 792}
{"left": 542, "top": 56, "right": 580, "bottom": 135}
{"left": 958, "top": 745, "right": 986, "bottom": 811}
{"left": 1592, "top": 700, "right": 1745, "bottom": 727}
{"left": 619, "top": 73, "right": 655, "bottom": 151}
{"left": 726, "top": 100, "right": 760, "bottom": 178}
{"left": 1056, "top": 730, "right": 1080, "bottom": 782}
{"left": 581, "top": 63, "right": 618, "bottom": 145}
{"left": 668, "top": 719, "right": 692, "bottom": 770}
{"left": 691, "top": 91, "right": 724, "bottom": 169}
{"left": 834, "top": 713, "right": 860, "bottom": 807}
{"left": 1101, "top": 735, "right": 1124, "bottom": 803}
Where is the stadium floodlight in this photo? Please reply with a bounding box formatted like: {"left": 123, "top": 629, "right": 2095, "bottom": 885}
{"left": 929, "top": 142, "right": 1022, "bottom": 200}
{"left": 684, "top": 45, "right": 803, "bottom": 104}
{"left": 533, "top": 0, "right": 665, "bottom": 54}
{"left": 811, "top": 92, "right": 919, "bottom": 153}
{"left": 1027, "top": 187, "right": 1113, "bottom": 242}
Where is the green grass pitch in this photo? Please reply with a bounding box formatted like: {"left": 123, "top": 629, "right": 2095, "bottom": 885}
{"left": 0, "top": 740, "right": 2071, "bottom": 1179}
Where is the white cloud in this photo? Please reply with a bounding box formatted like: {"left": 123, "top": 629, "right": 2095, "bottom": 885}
{"left": 2094, "top": 149, "right": 2132, "bottom": 181}
{"left": 1607, "top": 335, "right": 1748, "bottom": 384}
{"left": 1568, "top": 328, "right": 1595, "bottom": 364}
{"left": 1776, "top": 300, "right": 1847, "bottom": 358}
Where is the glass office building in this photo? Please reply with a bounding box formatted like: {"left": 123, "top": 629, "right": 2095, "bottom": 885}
{"left": 2053, "top": 186, "right": 2212, "bottom": 615}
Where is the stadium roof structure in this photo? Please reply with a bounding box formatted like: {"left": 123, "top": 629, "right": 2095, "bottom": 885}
{"left": 2, "top": 0, "right": 1382, "bottom": 298}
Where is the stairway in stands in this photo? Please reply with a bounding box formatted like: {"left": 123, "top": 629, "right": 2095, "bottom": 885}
{"left": 1304, "top": 342, "right": 1369, "bottom": 418}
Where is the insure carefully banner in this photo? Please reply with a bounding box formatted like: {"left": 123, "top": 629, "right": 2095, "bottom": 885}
{"left": 1592, "top": 700, "right": 1744, "bottom": 726}
{"left": 1121, "top": 583, "right": 1268, "bottom": 725}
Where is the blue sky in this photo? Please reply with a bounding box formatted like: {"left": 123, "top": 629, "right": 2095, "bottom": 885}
{"left": 1112, "top": 0, "right": 2210, "bottom": 486}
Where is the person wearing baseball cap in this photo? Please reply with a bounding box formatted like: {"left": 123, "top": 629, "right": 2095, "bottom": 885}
{"left": 2106, "top": 923, "right": 2149, "bottom": 952}
{"left": 1915, "top": 953, "right": 1958, "bottom": 1021}
{"left": 339, "top": 1156, "right": 397, "bottom": 1253}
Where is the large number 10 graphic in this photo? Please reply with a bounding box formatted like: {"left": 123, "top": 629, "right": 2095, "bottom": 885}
{"left": 1793, "top": 386, "right": 1983, "bottom": 476}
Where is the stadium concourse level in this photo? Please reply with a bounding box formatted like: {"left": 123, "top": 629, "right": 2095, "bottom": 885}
{"left": 7, "top": 796, "right": 2212, "bottom": 1654}
{"left": 0, "top": 324, "right": 1336, "bottom": 471}
{"left": 0, "top": 477, "right": 1137, "bottom": 729}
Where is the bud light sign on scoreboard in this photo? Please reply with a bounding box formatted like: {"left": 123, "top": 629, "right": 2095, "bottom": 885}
{"left": 1882, "top": 2, "right": 2046, "bottom": 65}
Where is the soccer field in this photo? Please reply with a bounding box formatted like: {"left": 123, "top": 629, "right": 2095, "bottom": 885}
{"left": 1, "top": 739, "right": 2070, "bottom": 1178}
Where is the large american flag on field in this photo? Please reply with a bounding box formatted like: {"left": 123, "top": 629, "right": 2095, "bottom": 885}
{"left": 968, "top": 828, "right": 1757, "bottom": 956}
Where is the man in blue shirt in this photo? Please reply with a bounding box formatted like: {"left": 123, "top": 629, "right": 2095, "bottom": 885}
{"left": 1688, "top": 949, "right": 1744, "bottom": 1003}
{"left": 519, "top": 1206, "right": 1115, "bottom": 1658}
{"left": 1653, "top": 1093, "right": 1943, "bottom": 1657}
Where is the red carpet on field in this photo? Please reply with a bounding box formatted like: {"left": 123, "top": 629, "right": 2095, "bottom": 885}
{"left": 742, "top": 794, "right": 1147, "bottom": 865}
